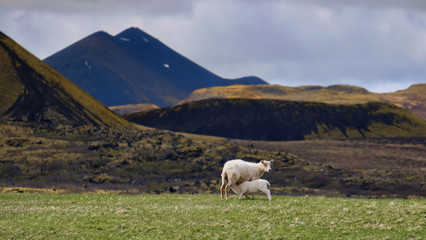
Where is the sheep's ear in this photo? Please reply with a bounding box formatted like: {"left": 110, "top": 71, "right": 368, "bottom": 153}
{"left": 270, "top": 159, "right": 274, "bottom": 163}
{"left": 261, "top": 160, "right": 265, "bottom": 164}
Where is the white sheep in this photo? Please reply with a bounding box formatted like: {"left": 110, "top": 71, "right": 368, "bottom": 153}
{"left": 220, "top": 159, "right": 274, "bottom": 200}
{"left": 231, "top": 179, "right": 272, "bottom": 201}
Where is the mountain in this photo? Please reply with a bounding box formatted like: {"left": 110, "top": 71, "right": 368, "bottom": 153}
{"left": 0, "top": 31, "right": 128, "bottom": 127}
{"left": 178, "top": 84, "right": 426, "bottom": 119}
{"left": 44, "top": 27, "right": 267, "bottom": 107}
{"left": 125, "top": 98, "right": 426, "bottom": 141}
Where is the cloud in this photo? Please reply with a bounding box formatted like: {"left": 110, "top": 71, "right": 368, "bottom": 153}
{"left": 0, "top": 0, "right": 425, "bottom": 92}
{"left": 301, "top": 0, "right": 426, "bottom": 11}
{"left": 0, "top": 0, "right": 195, "bottom": 15}
{"left": 172, "top": 1, "right": 426, "bottom": 86}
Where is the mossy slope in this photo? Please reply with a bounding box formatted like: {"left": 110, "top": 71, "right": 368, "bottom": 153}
{"left": 0, "top": 32, "right": 128, "bottom": 127}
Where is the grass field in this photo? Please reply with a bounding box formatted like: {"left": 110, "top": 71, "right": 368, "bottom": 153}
{"left": 0, "top": 193, "right": 424, "bottom": 239}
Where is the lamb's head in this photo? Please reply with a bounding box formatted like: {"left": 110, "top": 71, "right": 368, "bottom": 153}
{"left": 260, "top": 159, "right": 274, "bottom": 173}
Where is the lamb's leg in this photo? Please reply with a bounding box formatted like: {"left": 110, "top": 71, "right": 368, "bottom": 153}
{"left": 239, "top": 193, "right": 243, "bottom": 200}
{"left": 264, "top": 189, "right": 271, "bottom": 201}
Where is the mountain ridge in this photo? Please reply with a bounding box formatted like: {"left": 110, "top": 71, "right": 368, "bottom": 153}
{"left": 178, "top": 84, "right": 426, "bottom": 119}
{"left": 44, "top": 27, "right": 267, "bottom": 107}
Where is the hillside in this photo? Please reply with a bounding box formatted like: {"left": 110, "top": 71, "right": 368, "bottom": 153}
{"left": 109, "top": 103, "right": 159, "bottom": 115}
{"left": 178, "top": 84, "right": 426, "bottom": 119}
{"left": 380, "top": 84, "right": 426, "bottom": 119}
{"left": 44, "top": 27, "right": 267, "bottom": 107}
{"left": 0, "top": 31, "right": 128, "bottom": 127}
{"left": 126, "top": 98, "right": 426, "bottom": 141}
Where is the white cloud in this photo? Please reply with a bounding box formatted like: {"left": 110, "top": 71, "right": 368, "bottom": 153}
{"left": 0, "top": 0, "right": 195, "bottom": 15}
{"left": 301, "top": 0, "right": 426, "bottom": 11}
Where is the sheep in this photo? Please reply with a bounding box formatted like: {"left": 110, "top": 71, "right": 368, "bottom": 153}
{"left": 231, "top": 179, "right": 272, "bottom": 201}
{"left": 220, "top": 159, "right": 274, "bottom": 200}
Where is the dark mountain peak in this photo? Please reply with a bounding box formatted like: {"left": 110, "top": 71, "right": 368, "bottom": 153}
{"left": 45, "top": 30, "right": 115, "bottom": 59}
{"left": 91, "top": 30, "right": 111, "bottom": 38}
{"left": 80, "top": 30, "right": 115, "bottom": 45}
{"left": 73, "top": 31, "right": 112, "bottom": 46}
{"left": 44, "top": 27, "right": 268, "bottom": 107}
{"left": 115, "top": 27, "right": 155, "bottom": 43}
{"left": 116, "top": 27, "right": 145, "bottom": 36}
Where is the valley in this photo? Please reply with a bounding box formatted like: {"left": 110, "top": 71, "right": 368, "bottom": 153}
{"left": 0, "top": 29, "right": 425, "bottom": 198}
{"left": 1, "top": 123, "right": 424, "bottom": 198}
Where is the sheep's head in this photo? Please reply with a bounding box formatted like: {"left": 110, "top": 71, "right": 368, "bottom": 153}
{"left": 260, "top": 159, "right": 274, "bottom": 173}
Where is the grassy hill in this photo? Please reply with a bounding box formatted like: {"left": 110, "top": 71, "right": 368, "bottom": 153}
{"left": 125, "top": 98, "right": 426, "bottom": 141}
{"left": 178, "top": 84, "right": 426, "bottom": 119}
{"left": 0, "top": 31, "right": 128, "bottom": 128}
{"left": 380, "top": 84, "right": 426, "bottom": 119}
{"left": 178, "top": 84, "right": 377, "bottom": 104}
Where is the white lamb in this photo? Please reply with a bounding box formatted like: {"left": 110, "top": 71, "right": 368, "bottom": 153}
{"left": 231, "top": 179, "right": 272, "bottom": 201}
{"left": 220, "top": 159, "right": 274, "bottom": 200}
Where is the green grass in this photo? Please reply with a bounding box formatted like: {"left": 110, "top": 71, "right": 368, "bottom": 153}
{"left": 0, "top": 193, "right": 424, "bottom": 239}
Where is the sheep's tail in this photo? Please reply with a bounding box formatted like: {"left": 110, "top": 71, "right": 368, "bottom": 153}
{"left": 221, "top": 171, "right": 228, "bottom": 183}
{"left": 265, "top": 180, "right": 270, "bottom": 187}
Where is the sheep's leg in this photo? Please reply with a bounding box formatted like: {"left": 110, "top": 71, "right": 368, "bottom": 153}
{"left": 239, "top": 193, "right": 243, "bottom": 200}
{"left": 220, "top": 186, "right": 224, "bottom": 200}
{"left": 225, "top": 180, "right": 236, "bottom": 200}
{"left": 225, "top": 185, "right": 230, "bottom": 200}
{"left": 220, "top": 182, "right": 226, "bottom": 200}
{"left": 220, "top": 173, "right": 228, "bottom": 200}
{"left": 225, "top": 173, "right": 237, "bottom": 200}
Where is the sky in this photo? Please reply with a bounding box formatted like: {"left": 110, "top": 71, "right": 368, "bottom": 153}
{"left": 1, "top": 0, "right": 426, "bottom": 93}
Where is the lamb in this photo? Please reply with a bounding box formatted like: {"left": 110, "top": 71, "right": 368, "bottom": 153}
{"left": 220, "top": 159, "right": 274, "bottom": 200}
{"left": 231, "top": 179, "right": 272, "bottom": 201}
